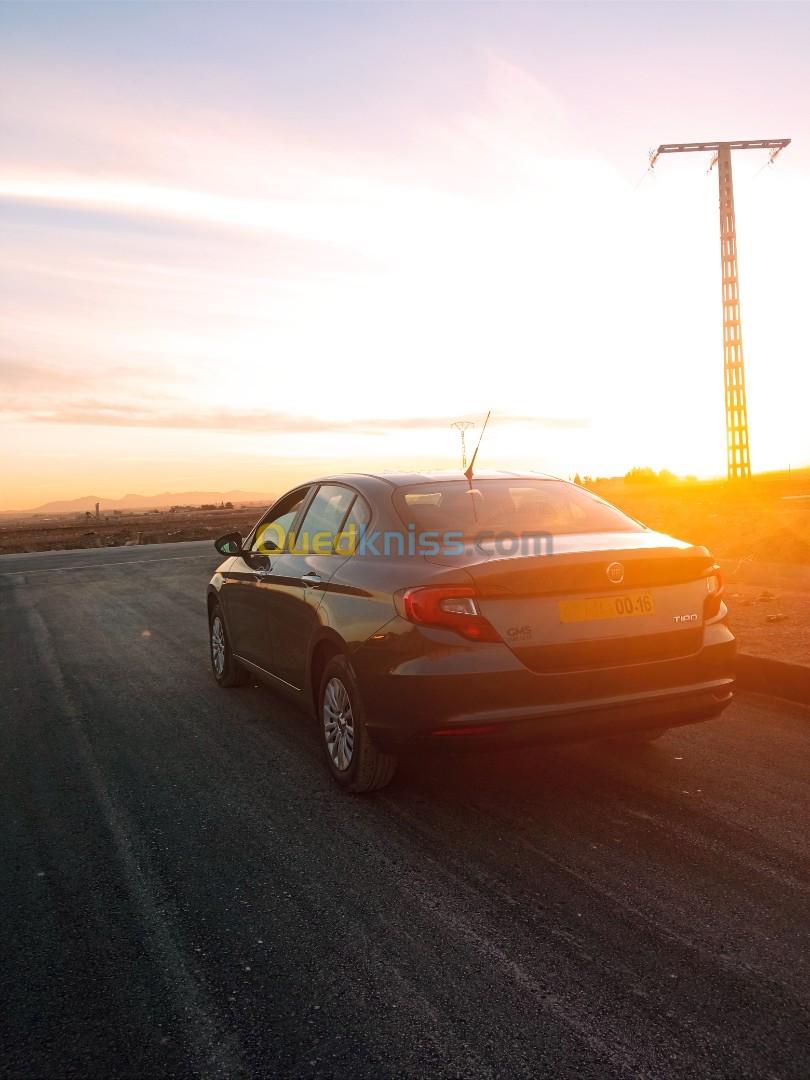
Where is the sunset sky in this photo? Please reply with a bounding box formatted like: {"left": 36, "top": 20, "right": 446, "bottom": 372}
{"left": 2, "top": 1, "right": 809, "bottom": 511}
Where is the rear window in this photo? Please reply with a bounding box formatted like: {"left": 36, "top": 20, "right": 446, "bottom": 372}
{"left": 393, "top": 479, "right": 641, "bottom": 538}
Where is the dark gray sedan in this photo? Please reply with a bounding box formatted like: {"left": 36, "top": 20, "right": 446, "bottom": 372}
{"left": 208, "top": 472, "right": 735, "bottom": 791}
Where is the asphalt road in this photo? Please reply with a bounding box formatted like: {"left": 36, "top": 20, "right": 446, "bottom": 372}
{"left": 2, "top": 542, "right": 809, "bottom": 1079}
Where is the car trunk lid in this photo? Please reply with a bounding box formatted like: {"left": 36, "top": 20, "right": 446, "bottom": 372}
{"left": 426, "top": 531, "right": 714, "bottom": 672}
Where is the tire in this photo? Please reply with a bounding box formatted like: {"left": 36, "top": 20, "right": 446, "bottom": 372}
{"left": 319, "top": 655, "right": 397, "bottom": 793}
{"left": 209, "top": 603, "right": 249, "bottom": 687}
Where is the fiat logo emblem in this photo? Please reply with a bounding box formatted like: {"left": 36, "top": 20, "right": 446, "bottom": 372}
{"left": 606, "top": 561, "right": 624, "bottom": 584}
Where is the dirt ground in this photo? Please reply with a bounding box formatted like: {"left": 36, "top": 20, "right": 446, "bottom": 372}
{"left": 0, "top": 507, "right": 264, "bottom": 556}
{"left": 591, "top": 474, "right": 810, "bottom": 566}
{"left": 593, "top": 474, "right": 810, "bottom": 665}
{"left": 719, "top": 560, "right": 810, "bottom": 665}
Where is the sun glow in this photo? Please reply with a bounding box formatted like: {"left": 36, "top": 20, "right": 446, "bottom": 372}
{"left": 1, "top": 7, "right": 809, "bottom": 510}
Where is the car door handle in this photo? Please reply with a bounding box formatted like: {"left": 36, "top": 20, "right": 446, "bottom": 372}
{"left": 301, "top": 572, "right": 322, "bottom": 588}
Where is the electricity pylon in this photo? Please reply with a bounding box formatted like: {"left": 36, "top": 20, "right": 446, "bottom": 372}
{"left": 650, "top": 139, "right": 790, "bottom": 480}
{"left": 451, "top": 421, "right": 474, "bottom": 470}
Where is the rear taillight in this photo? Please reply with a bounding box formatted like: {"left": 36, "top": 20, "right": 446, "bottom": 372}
{"left": 395, "top": 586, "right": 502, "bottom": 643}
{"left": 704, "top": 565, "right": 724, "bottom": 620}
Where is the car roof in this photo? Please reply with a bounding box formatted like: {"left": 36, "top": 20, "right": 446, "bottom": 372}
{"left": 310, "top": 470, "right": 561, "bottom": 489}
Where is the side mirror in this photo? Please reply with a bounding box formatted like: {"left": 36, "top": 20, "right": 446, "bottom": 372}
{"left": 215, "top": 531, "right": 243, "bottom": 556}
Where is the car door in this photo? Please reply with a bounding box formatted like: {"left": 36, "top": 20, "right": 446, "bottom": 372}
{"left": 262, "top": 484, "right": 358, "bottom": 689}
{"left": 218, "top": 487, "right": 311, "bottom": 668}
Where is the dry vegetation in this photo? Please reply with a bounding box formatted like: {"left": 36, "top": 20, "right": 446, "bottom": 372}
{"left": 0, "top": 506, "right": 266, "bottom": 556}
{"left": 590, "top": 470, "right": 810, "bottom": 565}
{"left": 590, "top": 470, "right": 810, "bottom": 664}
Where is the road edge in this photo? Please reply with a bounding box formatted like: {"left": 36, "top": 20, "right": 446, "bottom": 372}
{"left": 737, "top": 653, "right": 810, "bottom": 707}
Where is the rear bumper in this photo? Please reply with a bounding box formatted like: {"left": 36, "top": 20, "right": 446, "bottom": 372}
{"left": 353, "top": 618, "right": 736, "bottom": 750}
{"left": 407, "top": 683, "right": 732, "bottom": 748}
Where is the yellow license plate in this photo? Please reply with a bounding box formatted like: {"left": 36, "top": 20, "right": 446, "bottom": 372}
{"left": 558, "top": 592, "right": 655, "bottom": 623}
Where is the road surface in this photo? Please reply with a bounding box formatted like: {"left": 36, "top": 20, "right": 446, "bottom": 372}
{"left": 2, "top": 542, "right": 808, "bottom": 1079}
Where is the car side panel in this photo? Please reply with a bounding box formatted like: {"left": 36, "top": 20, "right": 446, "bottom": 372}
{"left": 315, "top": 552, "right": 472, "bottom": 652}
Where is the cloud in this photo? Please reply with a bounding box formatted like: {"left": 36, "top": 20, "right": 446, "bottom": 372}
{"left": 0, "top": 357, "right": 168, "bottom": 392}
{"left": 0, "top": 360, "right": 193, "bottom": 423}
{"left": 2, "top": 398, "right": 587, "bottom": 434}
{"left": 0, "top": 52, "right": 604, "bottom": 268}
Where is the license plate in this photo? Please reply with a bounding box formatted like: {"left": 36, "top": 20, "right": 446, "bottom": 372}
{"left": 558, "top": 592, "right": 655, "bottom": 623}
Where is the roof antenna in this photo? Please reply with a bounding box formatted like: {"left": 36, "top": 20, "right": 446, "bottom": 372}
{"left": 464, "top": 410, "right": 491, "bottom": 481}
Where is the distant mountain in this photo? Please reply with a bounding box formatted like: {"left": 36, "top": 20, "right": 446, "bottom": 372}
{"left": 26, "top": 490, "right": 276, "bottom": 514}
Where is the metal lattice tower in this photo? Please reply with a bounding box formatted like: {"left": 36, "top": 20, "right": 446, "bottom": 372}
{"left": 650, "top": 139, "right": 790, "bottom": 480}
{"left": 451, "top": 420, "right": 474, "bottom": 470}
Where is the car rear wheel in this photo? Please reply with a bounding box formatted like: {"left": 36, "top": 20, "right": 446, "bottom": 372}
{"left": 319, "top": 655, "right": 396, "bottom": 793}
{"left": 209, "top": 604, "right": 248, "bottom": 687}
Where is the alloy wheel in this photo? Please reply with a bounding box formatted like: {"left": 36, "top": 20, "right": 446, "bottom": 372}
{"left": 211, "top": 615, "right": 226, "bottom": 677}
{"left": 323, "top": 676, "right": 355, "bottom": 771}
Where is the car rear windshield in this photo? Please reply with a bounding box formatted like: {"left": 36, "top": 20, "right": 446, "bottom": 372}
{"left": 393, "top": 479, "right": 642, "bottom": 538}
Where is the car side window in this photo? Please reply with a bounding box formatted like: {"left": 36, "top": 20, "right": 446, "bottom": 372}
{"left": 251, "top": 489, "right": 309, "bottom": 554}
{"left": 292, "top": 485, "right": 355, "bottom": 555}
{"left": 335, "top": 496, "right": 371, "bottom": 556}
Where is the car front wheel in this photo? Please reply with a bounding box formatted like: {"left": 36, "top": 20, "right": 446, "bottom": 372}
{"left": 319, "top": 655, "right": 396, "bottom": 793}
{"left": 209, "top": 603, "right": 248, "bottom": 687}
